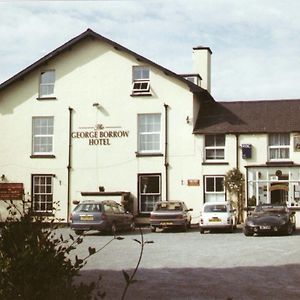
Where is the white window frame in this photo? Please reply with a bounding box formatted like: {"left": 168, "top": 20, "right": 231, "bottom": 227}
{"left": 138, "top": 113, "right": 161, "bottom": 153}
{"left": 204, "top": 175, "right": 225, "bottom": 203}
{"left": 268, "top": 133, "right": 290, "bottom": 161}
{"left": 132, "top": 66, "right": 150, "bottom": 94}
{"left": 32, "top": 117, "right": 54, "bottom": 155}
{"left": 138, "top": 174, "right": 161, "bottom": 213}
{"left": 39, "top": 70, "right": 55, "bottom": 98}
{"left": 32, "top": 175, "right": 53, "bottom": 213}
{"left": 205, "top": 134, "right": 225, "bottom": 161}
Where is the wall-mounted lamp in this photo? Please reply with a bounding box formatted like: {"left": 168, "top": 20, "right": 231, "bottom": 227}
{"left": 1, "top": 174, "right": 6, "bottom": 181}
{"left": 186, "top": 116, "right": 192, "bottom": 124}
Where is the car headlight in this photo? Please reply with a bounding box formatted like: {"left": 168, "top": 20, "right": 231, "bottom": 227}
{"left": 246, "top": 220, "right": 254, "bottom": 226}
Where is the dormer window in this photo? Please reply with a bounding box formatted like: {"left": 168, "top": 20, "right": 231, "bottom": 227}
{"left": 132, "top": 66, "right": 151, "bottom": 95}
{"left": 39, "top": 70, "right": 55, "bottom": 98}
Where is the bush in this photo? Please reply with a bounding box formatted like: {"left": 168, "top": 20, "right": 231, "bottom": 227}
{"left": 0, "top": 201, "right": 99, "bottom": 300}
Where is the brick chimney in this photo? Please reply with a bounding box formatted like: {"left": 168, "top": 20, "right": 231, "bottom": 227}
{"left": 192, "top": 46, "right": 212, "bottom": 93}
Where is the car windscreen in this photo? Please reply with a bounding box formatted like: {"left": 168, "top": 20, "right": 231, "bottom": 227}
{"left": 155, "top": 203, "right": 183, "bottom": 211}
{"left": 74, "top": 203, "right": 102, "bottom": 212}
{"left": 204, "top": 205, "right": 227, "bottom": 213}
{"left": 255, "top": 206, "right": 287, "bottom": 214}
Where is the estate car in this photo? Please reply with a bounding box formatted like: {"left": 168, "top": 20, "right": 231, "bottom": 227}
{"left": 70, "top": 200, "right": 135, "bottom": 235}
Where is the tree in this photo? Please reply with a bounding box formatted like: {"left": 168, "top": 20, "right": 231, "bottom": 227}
{"left": 224, "top": 168, "right": 245, "bottom": 223}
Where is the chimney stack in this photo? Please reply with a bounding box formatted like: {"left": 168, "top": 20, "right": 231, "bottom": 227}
{"left": 192, "top": 46, "right": 212, "bottom": 93}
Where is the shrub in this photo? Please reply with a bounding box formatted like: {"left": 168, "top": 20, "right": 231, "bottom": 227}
{"left": 0, "top": 201, "right": 100, "bottom": 300}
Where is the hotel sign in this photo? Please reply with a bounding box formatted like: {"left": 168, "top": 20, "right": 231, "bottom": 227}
{"left": 72, "top": 124, "right": 129, "bottom": 146}
{"left": 0, "top": 183, "right": 24, "bottom": 200}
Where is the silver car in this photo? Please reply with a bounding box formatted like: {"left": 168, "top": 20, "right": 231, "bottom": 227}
{"left": 70, "top": 200, "right": 135, "bottom": 235}
{"left": 149, "top": 201, "right": 193, "bottom": 232}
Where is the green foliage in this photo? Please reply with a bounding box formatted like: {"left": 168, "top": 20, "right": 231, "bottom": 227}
{"left": 224, "top": 168, "right": 244, "bottom": 194}
{"left": 0, "top": 201, "right": 99, "bottom": 300}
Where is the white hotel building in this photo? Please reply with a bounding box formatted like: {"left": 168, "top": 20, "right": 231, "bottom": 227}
{"left": 1, "top": 29, "right": 300, "bottom": 225}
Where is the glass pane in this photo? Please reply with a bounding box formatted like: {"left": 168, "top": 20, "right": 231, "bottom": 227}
{"left": 205, "top": 135, "right": 214, "bottom": 147}
{"left": 206, "top": 177, "right": 215, "bottom": 192}
{"left": 215, "top": 177, "right": 224, "bottom": 192}
{"left": 216, "top": 135, "right": 225, "bottom": 146}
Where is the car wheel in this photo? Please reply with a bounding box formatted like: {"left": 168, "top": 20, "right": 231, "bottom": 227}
{"left": 130, "top": 221, "right": 136, "bottom": 232}
{"left": 150, "top": 226, "right": 156, "bottom": 232}
{"left": 182, "top": 222, "right": 188, "bottom": 232}
{"left": 285, "top": 223, "right": 294, "bottom": 235}
{"left": 111, "top": 223, "right": 117, "bottom": 235}
{"left": 74, "top": 230, "right": 84, "bottom": 235}
{"left": 243, "top": 227, "right": 253, "bottom": 237}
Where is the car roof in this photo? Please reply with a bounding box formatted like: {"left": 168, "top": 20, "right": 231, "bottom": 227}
{"left": 79, "top": 200, "right": 117, "bottom": 205}
{"left": 203, "top": 201, "right": 230, "bottom": 206}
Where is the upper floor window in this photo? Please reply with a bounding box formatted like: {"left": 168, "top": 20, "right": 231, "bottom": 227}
{"left": 39, "top": 70, "right": 55, "bottom": 98}
{"left": 269, "top": 133, "right": 290, "bottom": 160}
{"left": 205, "top": 134, "right": 225, "bottom": 161}
{"left": 138, "top": 114, "right": 161, "bottom": 153}
{"left": 32, "top": 117, "right": 54, "bottom": 155}
{"left": 132, "top": 66, "right": 150, "bottom": 95}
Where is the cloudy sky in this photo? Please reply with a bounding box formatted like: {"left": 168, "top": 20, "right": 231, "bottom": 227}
{"left": 1, "top": 0, "right": 300, "bottom": 101}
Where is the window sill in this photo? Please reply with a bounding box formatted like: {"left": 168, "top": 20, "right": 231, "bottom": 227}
{"left": 202, "top": 161, "right": 229, "bottom": 165}
{"left": 36, "top": 96, "right": 57, "bottom": 100}
{"left": 136, "top": 152, "right": 163, "bottom": 157}
{"left": 266, "top": 161, "right": 294, "bottom": 166}
{"left": 31, "top": 211, "right": 54, "bottom": 217}
{"left": 30, "top": 155, "right": 56, "bottom": 159}
{"left": 130, "top": 92, "right": 152, "bottom": 97}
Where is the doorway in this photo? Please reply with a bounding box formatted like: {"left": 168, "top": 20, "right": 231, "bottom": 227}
{"left": 270, "top": 183, "right": 288, "bottom": 205}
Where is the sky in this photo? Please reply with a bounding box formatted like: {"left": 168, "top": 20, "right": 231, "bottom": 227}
{"left": 1, "top": 0, "right": 300, "bottom": 101}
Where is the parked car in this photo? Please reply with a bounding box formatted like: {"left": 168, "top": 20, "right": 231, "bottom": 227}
{"left": 149, "top": 201, "right": 193, "bottom": 232}
{"left": 199, "top": 201, "right": 237, "bottom": 233}
{"left": 70, "top": 200, "right": 135, "bottom": 235}
{"left": 243, "top": 204, "right": 296, "bottom": 236}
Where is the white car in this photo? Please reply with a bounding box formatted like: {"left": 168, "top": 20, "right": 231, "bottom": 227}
{"left": 199, "top": 201, "right": 237, "bottom": 233}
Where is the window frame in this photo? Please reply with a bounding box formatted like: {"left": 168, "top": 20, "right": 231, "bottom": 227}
{"left": 204, "top": 175, "right": 226, "bottom": 203}
{"left": 39, "top": 70, "right": 55, "bottom": 98}
{"left": 204, "top": 134, "right": 225, "bottom": 161}
{"left": 32, "top": 174, "right": 53, "bottom": 214}
{"left": 138, "top": 173, "right": 161, "bottom": 214}
{"left": 268, "top": 133, "right": 290, "bottom": 161}
{"left": 137, "top": 113, "right": 162, "bottom": 154}
{"left": 32, "top": 116, "right": 54, "bottom": 156}
{"left": 132, "top": 66, "right": 151, "bottom": 95}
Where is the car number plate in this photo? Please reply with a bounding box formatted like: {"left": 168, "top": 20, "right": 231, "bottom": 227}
{"left": 260, "top": 225, "right": 271, "bottom": 230}
{"left": 160, "top": 222, "right": 173, "bottom": 225}
{"left": 80, "top": 215, "right": 94, "bottom": 221}
{"left": 209, "top": 218, "right": 221, "bottom": 222}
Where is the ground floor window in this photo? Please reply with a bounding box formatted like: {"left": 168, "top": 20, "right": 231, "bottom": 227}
{"left": 204, "top": 175, "right": 225, "bottom": 203}
{"left": 246, "top": 167, "right": 300, "bottom": 207}
{"left": 138, "top": 173, "right": 161, "bottom": 213}
{"left": 32, "top": 175, "right": 53, "bottom": 212}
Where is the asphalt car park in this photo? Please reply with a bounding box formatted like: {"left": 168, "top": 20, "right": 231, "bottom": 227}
{"left": 66, "top": 226, "right": 300, "bottom": 300}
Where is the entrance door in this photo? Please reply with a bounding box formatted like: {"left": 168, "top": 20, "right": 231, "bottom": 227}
{"left": 270, "top": 183, "right": 288, "bottom": 205}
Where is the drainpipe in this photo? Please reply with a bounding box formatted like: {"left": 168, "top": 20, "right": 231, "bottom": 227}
{"left": 235, "top": 133, "right": 239, "bottom": 170}
{"left": 164, "top": 103, "right": 169, "bottom": 201}
{"left": 67, "top": 107, "right": 73, "bottom": 224}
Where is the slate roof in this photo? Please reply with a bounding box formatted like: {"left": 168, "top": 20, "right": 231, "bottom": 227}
{"left": 194, "top": 99, "right": 300, "bottom": 134}
{"left": 0, "top": 28, "right": 214, "bottom": 103}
